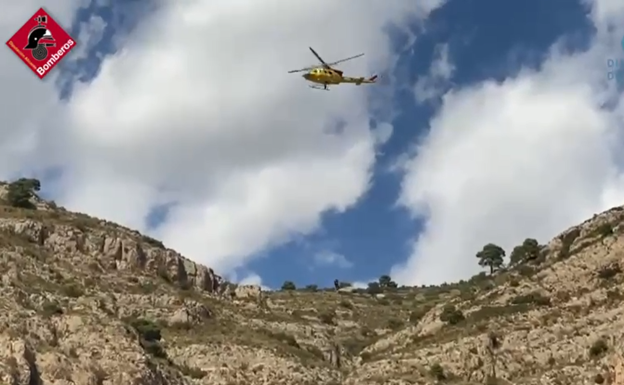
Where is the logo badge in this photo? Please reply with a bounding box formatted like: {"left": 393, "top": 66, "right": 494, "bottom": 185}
{"left": 5, "top": 8, "right": 76, "bottom": 79}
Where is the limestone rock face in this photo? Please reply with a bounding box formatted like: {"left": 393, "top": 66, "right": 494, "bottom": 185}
{"left": 234, "top": 284, "right": 263, "bottom": 300}
{"left": 0, "top": 180, "right": 623, "bottom": 385}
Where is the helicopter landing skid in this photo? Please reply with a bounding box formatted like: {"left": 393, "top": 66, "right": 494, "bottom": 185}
{"left": 309, "top": 85, "right": 329, "bottom": 91}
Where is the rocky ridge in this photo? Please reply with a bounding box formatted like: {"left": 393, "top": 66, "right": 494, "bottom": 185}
{"left": 0, "top": 180, "right": 622, "bottom": 385}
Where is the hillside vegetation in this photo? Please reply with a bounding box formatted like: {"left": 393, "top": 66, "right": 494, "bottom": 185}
{"left": 0, "top": 178, "right": 622, "bottom": 385}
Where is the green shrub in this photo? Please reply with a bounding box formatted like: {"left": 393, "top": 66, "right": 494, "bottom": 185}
{"left": 386, "top": 318, "right": 404, "bottom": 330}
{"left": 557, "top": 229, "right": 580, "bottom": 260}
{"left": 342, "top": 338, "right": 368, "bottom": 356}
{"left": 597, "top": 264, "right": 621, "bottom": 280}
{"left": 606, "top": 289, "right": 623, "bottom": 302}
{"left": 440, "top": 305, "right": 465, "bottom": 325}
{"left": 555, "top": 291, "right": 571, "bottom": 303}
{"left": 129, "top": 318, "right": 161, "bottom": 342}
{"left": 517, "top": 265, "right": 536, "bottom": 277}
{"left": 127, "top": 318, "right": 168, "bottom": 359}
{"left": 378, "top": 275, "right": 398, "bottom": 288}
{"left": 339, "top": 300, "right": 354, "bottom": 309}
{"left": 6, "top": 178, "right": 40, "bottom": 209}
{"left": 304, "top": 284, "right": 318, "bottom": 292}
{"left": 41, "top": 301, "right": 63, "bottom": 317}
{"left": 366, "top": 282, "right": 382, "bottom": 295}
{"left": 589, "top": 338, "right": 608, "bottom": 358}
{"left": 319, "top": 311, "right": 335, "bottom": 325}
{"left": 429, "top": 363, "right": 445, "bottom": 380}
{"left": 61, "top": 283, "right": 84, "bottom": 298}
{"left": 267, "top": 330, "right": 300, "bottom": 348}
{"left": 409, "top": 308, "right": 429, "bottom": 324}
{"left": 140, "top": 339, "right": 167, "bottom": 358}
{"left": 593, "top": 223, "right": 613, "bottom": 237}
{"left": 141, "top": 235, "right": 165, "bottom": 249}
{"left": 178, "top": 364, "right": 206, "bottom": 379}
{"left": 510, "top": 292, "right": 551, "bottom": 306}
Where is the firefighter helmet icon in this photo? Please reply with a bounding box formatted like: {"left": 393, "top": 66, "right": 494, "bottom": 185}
{"left": 24, "top": 15, "right": 56, "bottom": 61}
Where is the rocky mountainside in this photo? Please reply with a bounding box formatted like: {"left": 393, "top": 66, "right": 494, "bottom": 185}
{"left": 0, "top": 179, "right": 622, "bottom": 385}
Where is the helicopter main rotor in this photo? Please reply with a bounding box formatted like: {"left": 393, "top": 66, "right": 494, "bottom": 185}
{"left": 287, "top": 47, "right": 364, "bottom": 73}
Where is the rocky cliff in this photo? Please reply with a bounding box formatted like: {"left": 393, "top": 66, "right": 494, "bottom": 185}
{"left": 0, "top": 181, "right": 622, "bottom": 385}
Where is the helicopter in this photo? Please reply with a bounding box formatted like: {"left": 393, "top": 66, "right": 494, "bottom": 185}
{"left": 288, "top": 47, "right": 377, "bottom": 91}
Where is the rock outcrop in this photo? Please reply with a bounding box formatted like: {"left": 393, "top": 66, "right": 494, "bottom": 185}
{"left": 0, "top": 183, "right": 622, "bottom": 384}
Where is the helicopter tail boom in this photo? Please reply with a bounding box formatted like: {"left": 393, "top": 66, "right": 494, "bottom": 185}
{"left": 343, "top": 74, "right": 378, "bottom": 85}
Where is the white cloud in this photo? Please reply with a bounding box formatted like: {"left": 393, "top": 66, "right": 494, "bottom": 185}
{"left": 373, "top": 122, "right": 394, "bottom": 145}
{"left": 429, "top": 44, "right": 455, "bottom": 79}
{"left": 225, "top": 270, "right": 270, "bottom": 290}
{"left": 414, "top": 43, "right": 455, "bottom": 103}
{"left": 0, "top": 0, "right": 446, "bottom": 279}
{"left": 0, "top": 2, "right": 82, "bottom": 178}
{"left": 71, "top": 14, "right": 107, "bottom": 60}
{"left": 352, "top": 280, "right": 373, "bottom": 289}
{"left": 393, "top": 0, "right": 624, "bottom": 285}
{"left": 585, "top": 0, "right": 624, "bottom": 26}
{"left": 313, "top": 250, "right": 353, "bottom": 269}
{"left": 237, "top": 272, "right": 270, "bottom": 291}
{"left": 238, "top": 273, "right": 262, "bottom": 286}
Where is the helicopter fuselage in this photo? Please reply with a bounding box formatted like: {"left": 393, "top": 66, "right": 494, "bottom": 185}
{"left": 289, "top": 48, "right": 376, "bottom": 90}
{"left": 302, "top": 67, "right": 343, "bottom": 85}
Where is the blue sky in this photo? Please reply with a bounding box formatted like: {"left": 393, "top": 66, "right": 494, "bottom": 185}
{"left": 246, "top": 0, "right": 594, "bottom": 289}
{"left": 12, "top": 0, "right": 624, "bottom": 290}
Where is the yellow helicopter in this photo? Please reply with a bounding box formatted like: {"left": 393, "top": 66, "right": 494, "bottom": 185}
{"left": 288, "top": 47, "right": 377, "bottom": 91}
